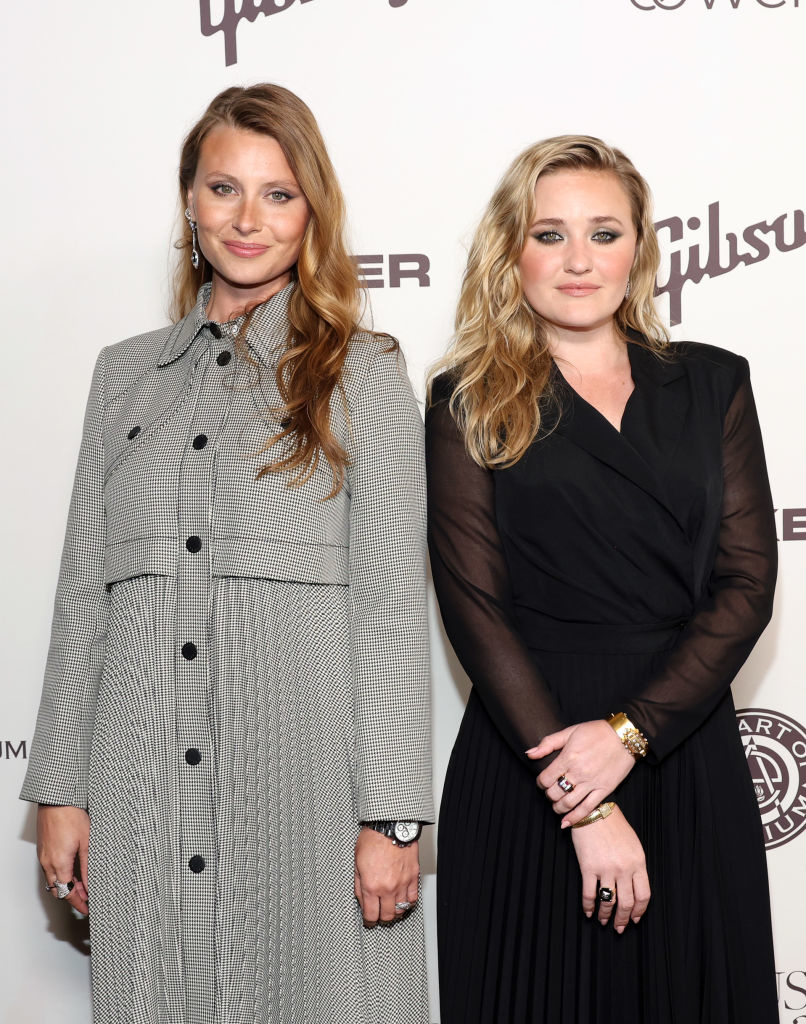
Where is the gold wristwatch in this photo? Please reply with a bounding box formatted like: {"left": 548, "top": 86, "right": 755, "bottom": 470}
{"left": 607, "top": 712, "right": 649, "bottom": 759}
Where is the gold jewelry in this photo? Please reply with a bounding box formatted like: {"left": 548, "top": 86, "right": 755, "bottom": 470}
{"left": 571, "top": 801, "right": 616, "bottom": 829}
{"left": 607, "top": 712, "right": 649, "bottom": 759}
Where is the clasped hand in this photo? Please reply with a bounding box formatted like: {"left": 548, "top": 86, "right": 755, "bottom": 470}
{"left": 527, "top": 719, "right": 636, "bottom": 827}
{"left": 527, "top": 721, "right": 651, "bottom": 931}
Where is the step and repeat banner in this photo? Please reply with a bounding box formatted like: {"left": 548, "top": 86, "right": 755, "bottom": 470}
{"left": 1, "top": 1, "right": 804, "bottom": 1021}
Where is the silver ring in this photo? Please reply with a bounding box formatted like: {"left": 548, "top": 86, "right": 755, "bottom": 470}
{"left": 56, "top": 880, "right": 74, "bottom": 900}
{"left": 557, "top": 775, "right": 575, "bottom": 794}
{"left": 598, "top": 886, "right": 615, "bottom": 904}
{"left": 394, "top": 901, "right": 412, "bottom": 912}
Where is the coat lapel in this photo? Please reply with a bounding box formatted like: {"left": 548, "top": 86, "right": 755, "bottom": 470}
{"left": 553, "top": 340, "right": 690, "bottom": 525}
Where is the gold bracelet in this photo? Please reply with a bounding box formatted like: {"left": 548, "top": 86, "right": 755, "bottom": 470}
{"left": 571, "top": 801, "right": 616, "bottom": 829}
{"left": 607, "top": 712, "right": 649, "bottom": 759}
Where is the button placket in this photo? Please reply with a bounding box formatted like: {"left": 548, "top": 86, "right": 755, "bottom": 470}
{"left": 174, "top": 327, "right": 234, "bottom": 1021}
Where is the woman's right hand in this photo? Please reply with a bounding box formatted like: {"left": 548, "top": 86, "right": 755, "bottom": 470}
{"left": 570, "top": 805, "right": 650, "bottom": 933}
{"left": 37, "top": 805, "right": 90, "bottom": 915}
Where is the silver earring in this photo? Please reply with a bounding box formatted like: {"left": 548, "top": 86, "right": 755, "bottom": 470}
{"left": 624, "top": 280, "right": 632, "bottom": 299}
{"left": 184, "top": 207, "right": 200, "bottom": 270}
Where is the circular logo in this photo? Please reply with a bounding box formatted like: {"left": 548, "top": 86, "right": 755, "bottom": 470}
{"left": 737, "top": 708, "right": 806, "bottom": 850}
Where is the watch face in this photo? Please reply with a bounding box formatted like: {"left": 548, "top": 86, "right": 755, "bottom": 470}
{"left": 393, "top": 821, "right": 419, "bottom": 843}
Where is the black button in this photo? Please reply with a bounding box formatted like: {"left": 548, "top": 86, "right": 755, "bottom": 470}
{"left": 188, "top": 855, "right": 205, "bottom": 873}
{"left": 127, "top": 426, "right": 141, "bottom": 440}
{"left": 208, "top": 323, "right": 222, "bottom": 339}
{"left": 192, "top": 434, "right": 208, "bottom": 450}
{"left": 181, "top": 642, "right": 197, "bottom": 661}
{"left": 185, "top": 748, "right": 202, "bottom": 766}
{"left": 216, "top": 350, "right": 232, "bottom": 366}
{"left": 186, "top": 536, "right": 202, "bottom": 553}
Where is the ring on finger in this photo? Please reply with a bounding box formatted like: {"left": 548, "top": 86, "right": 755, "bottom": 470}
{"left": 46, "top": 878, "right": 75, "bottom": 899}
{"left": 598, "top": 886, "right": 616, "bottom": 904}
{"left": 557, "top": 774, "right": 575, "bottom": 794}
{"left": 395, "top": 901, "right": 412, "bottom": 912}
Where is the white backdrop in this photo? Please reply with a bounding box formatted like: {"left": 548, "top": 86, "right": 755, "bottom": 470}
{"left": 2, "top": 2, "right": 805, "bottom": 1021}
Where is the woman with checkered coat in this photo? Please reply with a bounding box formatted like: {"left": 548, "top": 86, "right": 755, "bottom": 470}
{"left": 21, "top": 84, "right": 433, "bottom": 1024}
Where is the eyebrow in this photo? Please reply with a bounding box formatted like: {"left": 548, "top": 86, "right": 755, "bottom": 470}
{"left": 203, "top": 172, "right": 299, "bottom": 189}
{"left": 529, "top": 216, "right": 626, "bottom": 228}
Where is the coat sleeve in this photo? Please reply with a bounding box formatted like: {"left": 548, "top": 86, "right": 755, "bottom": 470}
{"left": 346, "top": 343, "right": 434, "bottom": 823}
{"left": 20, "top": 349, "right": 109, "bottom": 808}
{"left": 425, "top": 378, "right": 567, "bottom": 776}
{"left": 624, "top": 361, "right": 777, "bottom": 761}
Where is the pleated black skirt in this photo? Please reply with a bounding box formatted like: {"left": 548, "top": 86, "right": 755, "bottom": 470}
{"left": 437, "top": 647, "right": 778, "bottom": 1024}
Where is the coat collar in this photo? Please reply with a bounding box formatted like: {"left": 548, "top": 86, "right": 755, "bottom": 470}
{"left": 553, "top": 338, "right": 690, "bottom": 526}
{"left": 158, "top": 282, "right": 294, "bottom": 367}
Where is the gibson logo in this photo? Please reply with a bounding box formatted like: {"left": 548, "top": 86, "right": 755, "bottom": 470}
{"left": 655, "top": 201, "right": 805, "bottom": 325}
{"left": 633, "top": 0, "right": 799, "bottom": 8}
{"left": 200, "top": 0, "right": 409, "bottom": 66}
{"left": 737, "top": 708, "right": 806, "bottom": 850}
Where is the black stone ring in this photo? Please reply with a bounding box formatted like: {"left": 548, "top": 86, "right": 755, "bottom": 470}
{"left": 598, "top": 887, "right": 615, "bottom": 904}
{"left": 557, "top": 775, "right": 575, "bottom": 794}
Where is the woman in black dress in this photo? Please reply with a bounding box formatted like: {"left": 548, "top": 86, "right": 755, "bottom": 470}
{"left": 427, "top": 135, "right": 778, "bottom": 1023}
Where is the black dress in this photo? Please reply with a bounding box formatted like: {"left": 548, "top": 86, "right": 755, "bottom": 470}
{"left": 426, "top": 341, "right": 778, "bottom": 1024}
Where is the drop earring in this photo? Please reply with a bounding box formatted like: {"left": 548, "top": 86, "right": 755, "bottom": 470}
{"left": 184, "top": 207, "right": 200, "bottom": 270}
{"left": 624, "top": 279, "right": 632, "bottom": 299}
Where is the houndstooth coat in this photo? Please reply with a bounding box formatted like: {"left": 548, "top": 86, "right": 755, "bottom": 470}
{"left": 21, "top": 283, "right": 434, "bottom": 1024}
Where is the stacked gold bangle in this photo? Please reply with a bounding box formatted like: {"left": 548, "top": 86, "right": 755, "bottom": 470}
{"left": 571, "top": 801, "right": 615, "bottom": 829}
{"left": 607, "top": 711, "right": 649, "bottom": 759}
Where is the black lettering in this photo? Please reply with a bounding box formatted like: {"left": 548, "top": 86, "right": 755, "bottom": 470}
{"left": 704, "top": 0, "right": 742, "bottom": 7}
{"left": 783, "top": 508, "right": 806, "bottom": 540}
{"left": 200, "top": 0, "right": 316, "bottom": 67}
{"left": 199, "top": 0, "right": 255, "bottom": 67}
{"left": 4, "top": 739, "right": 27, "bottom": 759}
{"left": 757, "top": 0, "right": 786, "bottom": 6}
{"left": 653, "top": 216, "right": 686, "bottom": 325}
{"left": 785, "top": 971, "right": 806, "bottom": 1011}
{"left": 770, "top": 210, "right": 806, "bottom": 253}
{"left": 741, "top": 221, "right": 773, "bottom": 263}
{"left": 389, "top": 0, "right": 409, "bottom": 6}
{"left": 704, "top": 202, "right": 735, "bottom": 278}
{"left": 389, "top": 254, "right": 431, "bottom": 288}
{"left": 354, "top": 255, "right": 385, "bottom": 289}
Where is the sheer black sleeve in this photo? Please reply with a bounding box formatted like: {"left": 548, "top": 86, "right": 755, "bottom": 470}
{"left": 426, "top": 377, "right": 567, "bottom": 775}
{"left": 624, "top": 365, "right": 777, "bottom": 761}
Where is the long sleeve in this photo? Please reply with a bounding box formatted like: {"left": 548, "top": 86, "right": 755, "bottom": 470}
{"left": 347, "top": 344, "right": 434, "bottom": 823}
{"left": 624, "top": 365, "right": 777, "bottom": 761}
{"left": 426, "top": 378, "right": 566, "bottom": 775}
{"left": 20, "top": 349, "right": 110, "bottom": 808}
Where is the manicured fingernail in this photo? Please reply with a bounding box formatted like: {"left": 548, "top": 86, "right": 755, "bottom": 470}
{"left": 585, "top": 911, "right": 592, "bottom": 918}
{"left": 560, "top": 821, "right": 569, "bottom": 829}
{"left": 616, "top": 926, "right": 625, "bottom": 934}
{"left": 632, "top": 916, "right": 640, "bottom": 924}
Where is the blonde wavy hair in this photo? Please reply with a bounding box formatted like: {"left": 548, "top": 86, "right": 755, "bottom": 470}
{"left": 172, "top": 84, "right": 370, "bottom": 496}
{"left": 429, "top": 134, "right": 669, "bottom": 469}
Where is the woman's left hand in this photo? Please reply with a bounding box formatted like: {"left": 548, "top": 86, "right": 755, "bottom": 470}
{"left": 354, "top": 828, "right": 419, "bottom": 926}
{"left": 526, "top": 720, "right": 636, "bottom": 827}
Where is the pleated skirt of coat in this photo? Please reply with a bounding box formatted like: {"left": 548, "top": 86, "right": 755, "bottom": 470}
{"left": 87, "top": 576, "right": 429, "bottom": 1024}
{"left": 437, "top": 646, "right": 778, "bottom": 1024}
